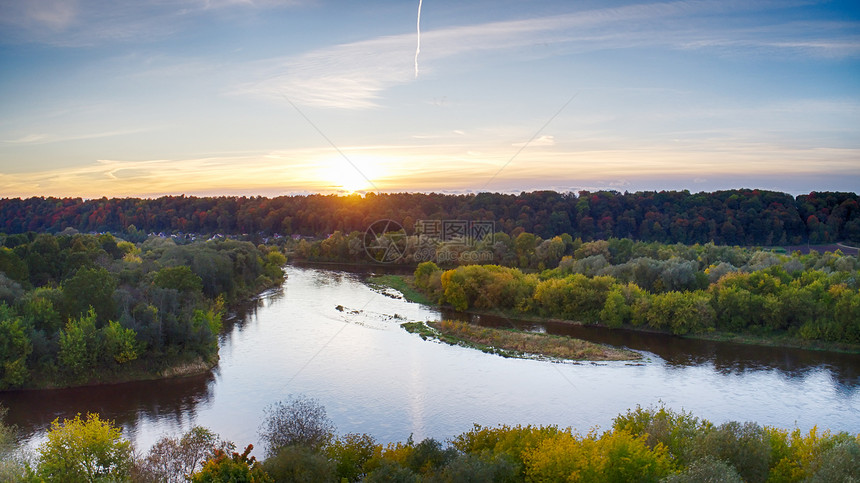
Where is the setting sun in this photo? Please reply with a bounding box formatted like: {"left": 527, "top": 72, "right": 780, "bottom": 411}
{"left": 330, "top": 166, "right": 372, "bottom": 193}
{"left": 314, "top": 154, "right": 387, "bottom": 193}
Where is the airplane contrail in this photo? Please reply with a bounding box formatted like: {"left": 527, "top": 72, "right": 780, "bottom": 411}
{"left": 415, "top": 0, "right": 422, "bottom": 78}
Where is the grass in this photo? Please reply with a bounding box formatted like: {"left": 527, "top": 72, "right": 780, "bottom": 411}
{"left": 402, "top": 320, "right": 641, "bottom": 362}
{"left": 367, "top": 275, "right": 435, "bottom": 305}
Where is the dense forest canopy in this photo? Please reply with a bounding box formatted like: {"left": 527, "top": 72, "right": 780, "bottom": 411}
{"left": 0, "top": 232, "right": 286, "bottom": 390}
{"left": 1, "top": 189, "right": 859, "bottom": 245}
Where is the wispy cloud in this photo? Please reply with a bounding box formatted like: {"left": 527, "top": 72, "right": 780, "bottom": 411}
{"left": 1, "top": 128, "right": 155, "bottom": 146}
{"left": 513, "top": 135, "right": 555, "bottom": 148}
{"left": 0, "top": 0, "right": 311, "bottom": 47}
{"left": 2, "top": 134, "right": 49, "bottom": 144}
{"left": 237, "top": 0, "right": 859, "bottom": 110}
{"left": 2, "top": 139, "right": 857, "bottom": 198}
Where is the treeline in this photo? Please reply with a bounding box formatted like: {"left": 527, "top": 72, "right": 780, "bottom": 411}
{"left": 410, "top": 237, "right": 860, "bottom": 344}
{"left": 0, "top": 232, "right": 285, "bottom": 389}
{"left": 2, "top": 189, "right": 859, "bottom": 245}
{"left": 1, "top": 398, "right": 857, "bottom": 482}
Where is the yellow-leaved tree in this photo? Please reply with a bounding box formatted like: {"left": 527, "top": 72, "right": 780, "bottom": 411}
{"left": 36, "top": 413, "right": 133, "bottom": 482}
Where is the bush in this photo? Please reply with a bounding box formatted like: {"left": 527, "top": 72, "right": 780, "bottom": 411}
{"left": 612, "top": 404, "right": 710, "bottom": 468}
{"left": 261, "top": 445, "right": 334, "bottom": 483}
{"left": 364, "top": 460, "right": 419, "bottom": 483}
{"left": 807, "top": 439, "right": 860, "bottom": 483}
{"left": 135, "top": 426, "right": 233, "bottom": 483}
{"left": 324, "top": 432, "right": 378, "bottom": 482}
{"left": 36, "top": 413, "right": 133, "bottom": 482}
{"left": 191, "top": 444, "right": 270, "bottom": 483}
{"left": 439, "top": 453, "right": 520, "bottom": 483}
{"left": 259, "top": 394, "right": 335, "bottom": 456}
{"left": 405, "top": 438, "right": 458, "bottom": 475}
{"left": 663, "top": 456, "right": 743, "bottom": 483}
{"left": 692, "top": 421, "right": 771, "bottom": 483}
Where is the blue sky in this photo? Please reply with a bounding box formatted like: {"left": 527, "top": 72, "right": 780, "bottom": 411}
{"left": 0, "top": 0, "right": 858, "bottom": 198}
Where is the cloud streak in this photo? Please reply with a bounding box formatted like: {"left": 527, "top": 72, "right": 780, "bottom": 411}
{"left": 1, "top": 128, "right": 156, "bottom": 146}
{"left": 237, "top": 0, "right": 859, "bottom": 110}
{"left": 0, "top": 0, "right": 310, "bottom": 46}
{"left": 2, "top": 139, "right": 856, "bottom": 198}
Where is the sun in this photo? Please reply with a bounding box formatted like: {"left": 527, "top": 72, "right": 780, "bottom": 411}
{"left": 331, "top": 168, "right": 372, "bottom": 193}
{"left": 317, "top": 154, "right": 384, "bottom": 193}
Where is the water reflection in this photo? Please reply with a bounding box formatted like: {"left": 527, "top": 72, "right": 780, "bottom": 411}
{"left": 443, "top": 309, "right": 860, "bottom": 388}
{"left": 2, "top": 264, "right": 858, "bottom": 454}
{"left": 2, "top": 372, "right": 214, "bottom": 442}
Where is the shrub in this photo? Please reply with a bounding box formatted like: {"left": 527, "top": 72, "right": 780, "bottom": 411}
{"left": 692, "top": 421, "right": 771, "bottom": 483}
{"left": 663, "top": 456, "right": 743, "bottom": 483}
{"left": 258, "top": 394, "right": 335, "bottom": 456}
{"left": 135, "top": 426, "right": 233, "bottom": 483}
{"left": 191, "top": 444, "right": 270, "bottom": 483}
{"left": 36, "top": 413, "right": 133, "bottom": 482}
{"left": 324, "top": 432, "right": 378, "bottom": 482}
{"left": 261, "top": 444, "right": 334, "bottom": 483}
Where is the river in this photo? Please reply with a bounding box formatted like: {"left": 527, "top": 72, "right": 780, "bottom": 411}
{"left": 2, "top": 264, "right": 859, "bottom": 455}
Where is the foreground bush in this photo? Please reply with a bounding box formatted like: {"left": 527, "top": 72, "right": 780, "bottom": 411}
{"left": 36, "top": 413, "right": 133, "bottom": 482}
{"left": 4, "top": 399, "right": 859, "bottom": 482}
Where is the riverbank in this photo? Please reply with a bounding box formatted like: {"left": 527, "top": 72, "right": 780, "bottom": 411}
{"left": 377, "top": 274, "right": 860, "bottom": 355}
{"left": 9, "top": 276, "right": 284, "bottom": 392}
{"left": 367, "top": 274, "right": 435, "bottom": 305}
{"left": 20, "top": 353, "right": 218, "bottom": 391}
{"left": 402, "top": 320, "right": 641, "bottom": 362}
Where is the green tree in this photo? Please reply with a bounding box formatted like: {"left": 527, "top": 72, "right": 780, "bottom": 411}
{"left": 0, "top": 305, "right": 31, "bottom": 389}
{"left": 692, "top": 421, "right": 772, "bottom": 483}
{"left": 153, "top": 265, "right": 203, "bottom": 293}
{"left": 36, "top": 413, "right": 133, "bottom": 482}
{"left": 612, "top": 404, "right": 711, "bottom": 469}
{"left": 325, "top": 432, "right": 378, "bottom": 482}
{"left": 646, "top": 291, "right": 714, "bottom": 335}
{"left": 262, "top": 444, "right": 334, "bottom": 483}
{"left": 0, "top": 247, "right": 28, "bottom": 285}
{"left": 26, "top": 233, "right": 62, "bottom": 286}
{"left": 19, "top": 289, "right": 63, "bottom": 335}
{"left": 600, "top": 288, "right": 630, "bottom": 329}
{"left": 514, "top": 232, "right": 537, "bottom": 268}
{"left": 440, "top": 453, "right": 520, "bottom": 483}
{"left": 62, "top": 267, "right": 116, "bottom": 324}
{"left": 807, "top": 440, "right": 860, "bottom": 483}
{"left": 414, "top": 261, "right": 441, "bottom": 291}
{"left": 663, "top": 456, "right": 743, "bottom": 483}
{"left": 58, "top": 309, "right": 101, "bottom": 381}
{"left": 102, "top": 320, "right": 140, "bottom": 364}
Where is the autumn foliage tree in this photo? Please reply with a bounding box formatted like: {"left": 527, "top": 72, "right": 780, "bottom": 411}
{"left": 36, "top": 413, "right": 133, "bottom": 482}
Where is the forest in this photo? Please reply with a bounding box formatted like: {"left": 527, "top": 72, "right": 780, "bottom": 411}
{"left": 1, "top": 189, "right": 859, "bottom": 245}
{"left": 291, "top": 224, "right": 860, "bottom": 346}
{"left": 0, "top": 232, "right": 285, "bottom": 390}
{"left": 0, "top": 397, "right": 857, "bottom": 482}
{"left": 402, "top": 237, "right": 860, "bottom": 345}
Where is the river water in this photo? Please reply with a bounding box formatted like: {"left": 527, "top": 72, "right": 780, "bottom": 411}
{"left": 2, "top": 265, "right": 859, "bottom": 454}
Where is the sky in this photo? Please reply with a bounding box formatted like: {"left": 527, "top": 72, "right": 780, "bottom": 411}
{"left": 0, "top": 0, "right": 858, "bottom": 199}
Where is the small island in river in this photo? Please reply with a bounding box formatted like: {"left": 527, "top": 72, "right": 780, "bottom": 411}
{"left": 402, "top": 320, "right": 641, "bottom": 362}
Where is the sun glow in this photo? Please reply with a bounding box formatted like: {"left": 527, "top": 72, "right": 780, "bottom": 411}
{"left": 331, "top": 168, "right": 372, "bottom": 193}
{"left": 317, "top": 154, "right": 384, "bottom": 193}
